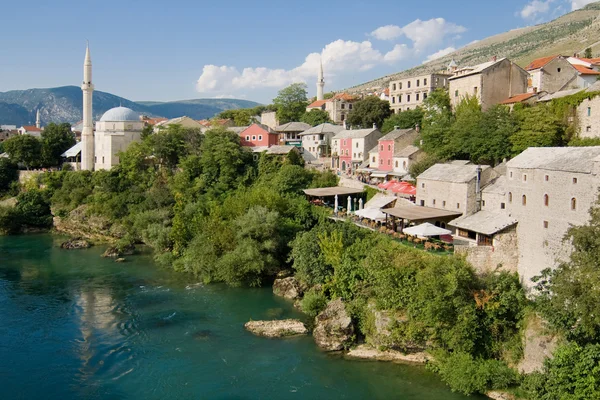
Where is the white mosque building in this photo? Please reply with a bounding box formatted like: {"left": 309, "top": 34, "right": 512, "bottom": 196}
{"left": 65, "top": 44, "right": 144, "bottom": 171}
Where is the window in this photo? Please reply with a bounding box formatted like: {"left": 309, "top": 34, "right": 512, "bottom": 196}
{"left": 588, "top": 107, "right": 591, "bottom": 117}
{"left": 392, "top": 83, "right": 396, "bottom": 90}
{"left": 403, "top": 161, "right": 407, "bottom": 169}
{"left": 380, "top": 159, "right": 383, "bottom": 165}
{"left": 474, "top": 87, "right": 478, "bottom": 95}
{"left": 545, "top": 175, "right": 549, "bottom": 181}
{"left": 510, "top": 171, "right": 513, "bottom": 178}
{"left": 355, "top": 142, "right": 359, "bottom": 148}
{"left": 457, "top": 203, "right": 461, "bottom": 209}
{"left": 508, "top": 192, "right": 513, "bottom": 203}
{"left": 102, "top": 156, "right": 105, "bottom": 163}
{"left": 432, "top": 199, "right": 436, "bottom": 205}
{"left": 522, "top": 195, "right": 527, "bottom": 206}
{"left": 345, "top": 149, "right": 349, "bottom": 155}
{"left": 399, "top": 83, "right": 403, "bottom": 89}
{"left": 392, "top": 97, "right": 396, "bottom": 104}
{"left": 423, "top": 92, "right": 428, "bottom": 100}
{"left": 424, "top": 78, "right": 427, "bottom": 85}
{"left": 407, "top": 81, "right": 411, "bottom": 88}
{"left": 482, "top": 200, "right": 486, "bottom": 207}
{"left": 353, "top": 153, "right": 356, "bottom": 158}
{"left": 543, "top": 221, "right": 549, "bottom": 229}
{"left": 417, "top": 79, "right": 420, "bottom": 87}
{"left": 343, "top": 139, "right": 346, "bottom": 146}
{"left": 416, "top": 93, "right": 420, "bottom": 101}
{"left": 387, "top": 159, "right": 391, "bottom": 166}
{"left": 349, "top": 104, "right": 353, "bottom": 110}
{"left": 557, "top": 68, "right": 562, "bottom": 73}
{"left": 399, "top": 95, "right": 402, "bottom": 103}
{"left": 245, "top": 135, "right": 250, "bottom": 141}
{"left": 455, "top": 90, "right": 459, "bottom": 97}
{"left": 544, "top": 194, "right": 549, "bottom": 207}
{"left": 571, "top": 198, "right": 577, "bottom": 211}
{"left": 395, "top": 161, "right": 398, "bottom": 167}
{"left": 420, "top": 200, "right": 425, "bottom": 206}
{"left": 341, "top": 103, "right": 345, "bottom": 109}
{"left": 387, "top": 144, "right": 391, "bottom": 151}
{"left": 523, "top": 174, "right": 527, "bottom": 182}
{"left": 258, "top": 135, "right": 262, "bottom": 141}
{"left": 372, "top": 156, "right": 376, "bottom": 162}
{"left": 501, "top": 202, "right": 506, "bottom": 209}
{"left": 587, "top": 126, "right": 592, "bottom": 132}
{"left": 442, "top": 201, "right": 446, "bottom": 207}
{"left": 573, "top": 177, "right": 578, "bottom": 184}
{"left": 421, "top": 183, "right": 425, "bottom": 188}
{"left": 252, "top": 135, "right": 256, "bottom": 140}
{"left": 407, "top": 95, "right": 411, "bottom": 102}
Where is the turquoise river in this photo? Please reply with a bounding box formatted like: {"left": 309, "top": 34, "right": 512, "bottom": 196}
{"left": 0, "top": 234, "right": 479, "bottom": 399}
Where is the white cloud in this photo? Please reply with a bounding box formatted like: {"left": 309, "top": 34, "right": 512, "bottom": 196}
{"left": 520, "top": 0, "right": 553, "bottom": 19}
{"left": 371, "top": 25, "right": 404, "bottom": 41}
{"left": 571, "top": 0, "right": 595, "bottom": 10}
{"left": 424, "top": 47, "right": 456, "bottom": 63}
{"left": 197, "top": 17, "right": 465, "bottom": 96}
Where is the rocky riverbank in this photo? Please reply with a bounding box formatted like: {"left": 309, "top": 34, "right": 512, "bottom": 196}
{"left": 244, "top": 319, "right": 308, "bottom": 338}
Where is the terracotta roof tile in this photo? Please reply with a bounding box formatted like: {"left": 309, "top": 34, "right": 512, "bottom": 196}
{"left": 573, "top": 64, "right": 600, "bottom": 75}
{"left": 308, "top": 99, "right": 327, "bottom": 108}
{"left": 499, "top": 92, "right": 537, "bottom": 104}
{"left": 526, "top": 55, "right": 558, "bottom": 71}
{"left": 21, "top": 125, "right": 42, "bottom": 131}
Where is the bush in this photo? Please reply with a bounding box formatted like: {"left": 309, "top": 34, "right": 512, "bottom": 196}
{"left": 431, "top": 351, "right": 517, "bottom": 395}
{"left": 0, "top": 205, "right": 21, "bottom": 234}
{"left": 301, "top": 289, "right": 328, "bottom": 317}
{"left": 15, "top": 189, "right": 52, "bottom": 228}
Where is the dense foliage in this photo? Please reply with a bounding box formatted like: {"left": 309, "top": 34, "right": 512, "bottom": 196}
{"left": 346, "top": 96, "right": 392, "bottom": 129}
{"left": 3, "top": 123, "right": 75, "bottom": 169}
{"left": 300, "top": 109, "right": 332, "bottom": 126}
{"left": 380, "top": 108, "right": 423, "bottom": 133}
{"left": 274, "top": 83, "right": 309, "bottom": 124}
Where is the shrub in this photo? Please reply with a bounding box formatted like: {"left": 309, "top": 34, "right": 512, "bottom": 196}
{"left": 301, "top": 289, "right": 328, "bottom": 317}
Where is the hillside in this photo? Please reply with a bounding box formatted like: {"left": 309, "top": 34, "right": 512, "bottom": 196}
{"left": 347, "top": 2, "right": 600, "bottom": 93}
{"left": 0, "top": 86, "right": 260, "bottom": 126}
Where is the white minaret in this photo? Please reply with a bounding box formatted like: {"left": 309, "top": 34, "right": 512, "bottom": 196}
{"left": 317, "top": 58, "right": 325, "bottom": 101}
{"left": 35, "top": 109, "right": 41, "bottom": 129}
{"left": 81, "top": 42, "right": 94, "bottom": 171}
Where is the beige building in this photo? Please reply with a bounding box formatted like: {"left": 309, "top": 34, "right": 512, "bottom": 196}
{"left": 504, "top": 147, "right": 600, "bottom": 287}
{"left": 388, "top": 73, "right": 451, "bottom": 113}
{"left": 93, "top": 107, "right": 144, "bottom": 170}
{"left": 525, "top": 55, "right": 579, "bottom": 94}
{"left": 306, "top": 93, "right": 356, "bottom": 124}
{"left": 416, "top": 162, "right": 496, "bottom": 217}
{"left": 300, "top": 123, "right": 343, "bottom": 163}
{"left": 449, "top": 57, "right": 529, "bottom": 110}
{"left": 154, "top": 116, "right": 203, "bottom": 131}
{"left": 576, "top": 82, "right": 600, "bottom": 139}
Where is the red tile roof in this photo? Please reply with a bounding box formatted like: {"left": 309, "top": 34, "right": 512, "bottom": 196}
{"left": 332, "top": 93, "right": 356, "bottom": 101}
{"left": 142, "top": 117, "right": 168, "bottom": 125}
{"left": 21, "top": 125, "right": 42, "bottom": 131}
{"left": 499, "top": 92, "right": 537, "bottom": 105}
{"left": 574, "top": 57, "right": 600, "bottom": 65}
{"left": 383, "top": 88, "right": 390, "bottom": 95}
{"left": 526, "top": 55, "right": 558, "bottom": 71}
{"left": 307, "top": 99, "right": 327, "bottom": 108}
{"left": 573, "top": 64, "right": 600, "bottom": 75}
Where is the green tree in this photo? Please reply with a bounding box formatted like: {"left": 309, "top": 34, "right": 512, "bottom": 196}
{"left": 3, "top": 134, "right": 42, "bottom": 169}
{"left": 447, "top": 96, "right": 483, "bottom": 160}
{"left": 0, "top": 158, "right": 18, "bottom": 193}
{"left": 420, "top": 89, "right": 454, "bottom": 157}
{"left": 584, "top": 47, "right": 593, "bottom": 59}
{"left": 15, "top": 189, "right": 52, "bottom": 228}
{"left": 534, "top": 193, "right": 600, "bottom": 343}
{"left": 300, "top": 109, "right": 332, "bottom": 126}
{"left": 346, "top": 96, "right": 391, "bottom": 129}
{"left": 150, "top": 124, "right": 202, "bottom": 168}
{"left": 511, "top": 105, "right": 565, "bottom": 155}
{"left": 381, "top": 108, "right": 424, "bottom": 133}
{"left": 408, "top": 153, "right": 440, "bottom": 179}
{"left": 470, "top": 105, "right": 517, "bottom": 165}
{"left": 273, "top": 83, "right": 308, "bottom": 124}
{"left": 40, "top": 122, "right": 75, "bottom": 167}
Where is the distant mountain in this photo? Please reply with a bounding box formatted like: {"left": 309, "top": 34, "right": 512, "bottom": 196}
{"left": 347, "top": 2, "right": 600, "bottom": 93}
{"left": 0, "top": 86, "right": 260, "bottom": 126}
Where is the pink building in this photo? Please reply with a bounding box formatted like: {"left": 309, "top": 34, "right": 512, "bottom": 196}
{"left": 331, "top": 127, "right": 383, "bottom": 174}
{"left": 239, "top": 123, "right": 279, "bottom": 147}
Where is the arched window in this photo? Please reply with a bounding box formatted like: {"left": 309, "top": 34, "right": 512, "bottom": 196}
{"left": 388, "top": 144, "right": 391, "bottom": 151}
{"left": 508, "top": 192, "right": 512, "bottom": 203}
{"left": 395, "top": 161, "right": 398, "bottom": 168}
{"left": 571, "top": 198, "right": 577, "bottom": 211}
{"left": 522, "top": 195, "right": 527, "bottom": 206}
{"left": 544, "top": 194, "right": 549, "bottom": 207}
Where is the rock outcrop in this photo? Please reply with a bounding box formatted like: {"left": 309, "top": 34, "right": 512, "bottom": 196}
{"left": 517, "top": 314, "right": 559, "bottom": 374}
{"left": 273, "top": 277, "right": 304, "bottom": 300}
{"left": 346, "top": 345, "right": 431, "bottom": 364}
{"left": 244, "top": 319, "right": 308, "bottom": 338}
{"left": 313, "top": 298, "right": 354, "bottom": 351}
{"left": 60, "top": 237, "right": 92, "bottom": 249}
{"left": 53, "top": 204, "right": 126, "bottom": 242}
{"left": 102, "top": 244, "right": 135, "bottom": 258}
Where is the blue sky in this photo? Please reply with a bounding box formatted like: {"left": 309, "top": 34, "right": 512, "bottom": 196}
{"left": 0, "top": 0, "right": 595, "bottom": 103}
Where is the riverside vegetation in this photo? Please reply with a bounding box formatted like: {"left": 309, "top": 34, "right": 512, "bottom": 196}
{"left": 0, "top": 116, "right": 600, "bottom": 398}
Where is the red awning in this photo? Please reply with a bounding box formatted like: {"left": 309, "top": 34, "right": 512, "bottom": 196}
{"left": 389, "top": 182, "right": 416, "bottom": 195}
{"left": 378, "top": 179, "right": 398, "bottom": 189}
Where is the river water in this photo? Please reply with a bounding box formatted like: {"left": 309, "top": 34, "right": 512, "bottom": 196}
{"left": 0, "top": 234, "right": 476, "bottom": 399}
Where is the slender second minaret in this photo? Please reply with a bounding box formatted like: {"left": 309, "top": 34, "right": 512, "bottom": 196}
{"left": 35, "top": 109, "right": 41, "bottom": 129}
{"left": 81, "top": 43, "right": 94, "bottom": 171}
{"left": 317, "top": 58, "right": 325, "bottom": 101}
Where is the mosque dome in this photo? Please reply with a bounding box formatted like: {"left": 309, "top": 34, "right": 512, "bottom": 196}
{"left": 99, "top": 107, "right": 140, "bottom": 122}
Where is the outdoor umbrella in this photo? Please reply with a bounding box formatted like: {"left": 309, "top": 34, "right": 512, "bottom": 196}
{"left": 402, "top": 222, "right": 452, "bottom": 238}
{"left": 334, "top": 195, "right": 339, "bottom": 214}
{"left": 355, "top": 208, "right": 386, "bottom": 221}
{"left": 347, "top": 196, "right": 352, "bottom": 213}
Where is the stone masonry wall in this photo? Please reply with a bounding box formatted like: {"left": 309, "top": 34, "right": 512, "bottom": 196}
{"left": 455, "top": 226, "right": 519, "bottom": 274}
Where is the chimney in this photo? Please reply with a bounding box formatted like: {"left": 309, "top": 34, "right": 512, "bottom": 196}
{"left": 533, "top": 87, "right": 538, "bottom": 94}
{"left": 415, "top": 123, "right": 420, "bottom": 133}
{"left": 475, "top": 165, "right": 483, "bottom": 212}
{"left": 343, "top": 120, "right": 347, "bottom": 129}
{"left": 373, "top": 123, "right": 377, "bottom": 129}
{"left": 394, "top": 125, "right": 399, "bottom": 130}
{"left": 491, "top": 56, "right": 497, "bottom": 62}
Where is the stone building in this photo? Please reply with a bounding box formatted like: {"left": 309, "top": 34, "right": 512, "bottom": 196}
{"left": 525, "top": 55, "right": 579, "bottom": 94}
{"left": 300, "top": 123, "right": 343, "bottom": 163}
{"left": 392, "top": 145, "right": 423, "bottom": 176}
{"left": 416, "top": 162, "right": 496, "bottom": 217}
{"left": 331, "top": 127, "right": 382, "bottom": 174}
{"left": 93, "top": 107, "right": 144, "bottom": 170}
{"left": 375, "top": 128, "right": 419, "bottom": 172}
{"left": 448, "top": 57, "right": 529, "bottom": 111}
{"left": 18, "top": 125, "right": 43, "bottom": 137}
{"left": 274, "top": 122, "right": 311, "bottom": 147}
{"left": 306, "top": 93, "right": 356, "bottom": 124}
{"left": 577, "top": 88, "right": 600, "bottom": 139}
{"left": 505, "top": 147, "right": 600, "bottom": 287}
{"left": 388, "top": 73, "right": 451, "bottom": 113}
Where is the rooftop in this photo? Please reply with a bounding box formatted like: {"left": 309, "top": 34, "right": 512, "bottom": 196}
{"left": 449, "top": 210, "right": 517, "bottom": 236}
{"left": 21, "top": 125, "right": 42, "bottom": 132}
{"left": 379, "top": 128, "right": 416, "bottom": 142}
{"left": 303, "top": 187, "right": 365, "bottom": 197}
{"left": 333, "top": 128, "right": 379, "bottom": 139}
{"left": 572, "top": 64, "right": 600, "bottom": 75}
{"left": 525, "top": 55, "right": 559, "bottom": 71}
{"left": 382, "top": 205, "right": 462, "bottom": 222}
{"left": 449, "top": 58, "right": 507, "bottom": 80}
{"left": 482, "top": 176, "right": 506, "bottom": 195}
{"left": 418, "top": 163, "right": 490, "bottom": 183}
{"left": 299, "top": 123, "right": 344, "bottom": 136}
{"left": 506, "top": 146, "right": 600, "bottom": 173}
{"left": 499, "top": 92, "right": 537, "bottom": 104}
{"left": 394, "top": 145, "right": 421, "bottom": 158}
{"left": 100, "top": 107, "right": 140, "bottom": 122}
{"left": 266, "top": 145, "right": 298, "bottom": 155}
{"left": 274, "top": 122, "right": 312, "bottom": 132}
{"left": 307, "top": 99, "right": 327, "bottom": 108}
{"left": 61, "top": 142, "right": 82, "bottom": 158}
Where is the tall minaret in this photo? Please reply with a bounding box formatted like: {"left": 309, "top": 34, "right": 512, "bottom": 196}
{"left": 81, "top": 42, "right": 94, "bottom": 171}
{"left": 35, "top": 109, "right": 41, "bottom": 129}
{"left": 317, "top": 58, "right": 325, "bottom": 101}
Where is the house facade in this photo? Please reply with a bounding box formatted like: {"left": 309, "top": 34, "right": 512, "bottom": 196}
{"left": 18, "top": 125, "right": 43, "bottom": 137}
{"left": 238, "top": 123, "right": 279, "bottom": 148}
{"left": 274, "top": 122, "right": 311, "bottom": 147}
{"left": 388, "top": 73, "right": 451, "bottom": 113}
{"left": 300, "top": 123, "right": 343, "bottom": 163}
{"left": 306, "top": 93, "right": 357, "bottom": 124}
{"left": 449, "top": 57, "right": 529, "bottom": 110}
{"left": 376, "top": 128, "right": 419, "bottom": 171}
{"left": 525, "top": 55, "right": 579, "bottom": 94}
{"left": 392, "top": 145, "right": 423, "bottom": 175}
{"left": 331, "top": 127, "right": 382, "bottom": 173}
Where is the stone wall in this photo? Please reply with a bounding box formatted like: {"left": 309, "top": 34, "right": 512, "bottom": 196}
{"left": 577, "top": 95, "right": 600, "bottom": 139}
{"left": 454, "top": 226, "right": 519, "bottom": 274}
{"left": 338, "top": 177, "right": 366, "bottom": 190}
